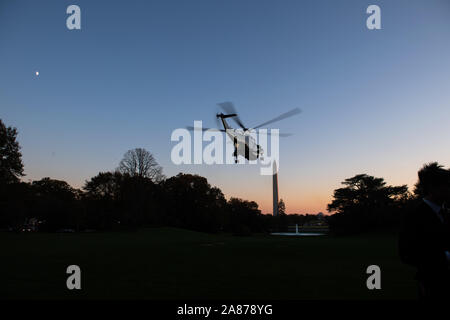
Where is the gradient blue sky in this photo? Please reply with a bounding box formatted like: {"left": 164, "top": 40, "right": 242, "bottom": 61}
{"left": 1, "top": 0, "right": 450, "bottom": 213}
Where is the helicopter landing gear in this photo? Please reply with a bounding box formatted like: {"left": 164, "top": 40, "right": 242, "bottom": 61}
{"left": 233, "top": 148, "right": 238, "bottom": 163}
{"left": 233, "top": 138, "right": 238, "bottom": 163}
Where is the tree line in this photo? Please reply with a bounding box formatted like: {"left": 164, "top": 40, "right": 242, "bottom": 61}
{"left": 0, "top": 119, "right": 430, "bottom": 235}
{"left": 1, "top": 119, "right": 289, "bottom": 234}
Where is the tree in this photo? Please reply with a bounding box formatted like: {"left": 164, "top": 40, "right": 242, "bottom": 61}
{"left": 118, "top": 148, "right": 164, "bottom": 182}
{"left": 83, "top": 171, "right": 124, "bottom": 228}
{"left": 327, "top": 174, "right": 409, "bottom": 234}
{"left": 31, "top": 178, "right": 79, "bottom": 231}
{"left": 83, "top": 171, "right": 123, "bottom": 200}
{"left": 278, "top": 199, "right": 286, "bottom": 215}
{"left": 227, "top": 197, "right": 264, "bottom": 235}
{"left": 32, "top": 177, "right": 76, "bottom": 198}
{"left": 161, "top": 173, "right": 226, "bottom": 232}
{"left": 327, "top": 174, "right": 408, "bottom": 213}
{"left": 83, "top": 171, "right": 162, "bottom": 228}
{"left": 0, "top": 119, "right": 24, "bottom": 184}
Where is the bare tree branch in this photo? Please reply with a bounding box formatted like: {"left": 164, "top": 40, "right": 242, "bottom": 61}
{"left": 118, "top": 148, "right": 165, "bottom": 182}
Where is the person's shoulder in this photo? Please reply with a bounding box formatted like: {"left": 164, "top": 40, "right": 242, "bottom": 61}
{"left": 405, "top": 199, "right": 429, "bottom": 219}
{"left": 414, "top": 199, "right": 429, "bottom": 211}
{"left": 410, "top": 199, "right": 438, "bottom": 221}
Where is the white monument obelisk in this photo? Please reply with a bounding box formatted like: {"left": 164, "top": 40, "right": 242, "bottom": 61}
{"left": 273, "top": 160, "right": 279, "bottom": 216}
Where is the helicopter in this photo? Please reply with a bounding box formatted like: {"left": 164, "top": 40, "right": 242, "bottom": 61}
{"left": 187, "top": 102, "right": 301, "bottom": 163}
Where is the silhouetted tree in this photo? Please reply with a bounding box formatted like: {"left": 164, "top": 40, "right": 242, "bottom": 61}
{"left": 32, "top": 178, "right": 76, "bottom": 198}
{"left": 118, "top": 148, "right": 164, "bottom": 182}
{"left": 83, "top": 171, "right": 124, "bottom": 229}
{"left": 31, "top": 177, "right": 80, "bottom": 231}
{"left": 161, "top": 173, "right": 226, "bottom": 232}
{"left": 268, "top": 199, "right": 288, "bottom": 232}
{"left": 83, "top": 171, "right": 161, "bottom": 229}
{"left": 0, "top": 182, "right": 33, "bottom": 229}
{"left": 328, "top": 174, "right": 408, "bottom": 212}
{"left": 227, "top": 197, "right": 264, "bottom": 235}
{"left": 278, "top": 199, "right": 286, "bottom": 215}
{"left": 0, "top": 119, "right": 24, "bottom": 184}
{"left": 1, "top": 120, "right": 274, "bottom": 234}
{"left": 117, "top": 174, "right": 160, "bottom": 227}
{"left": 84, "top": 171, "right": 123, "bottom": 200}
{"left": 327, "top": 174, "right": 409, "bottom": 234}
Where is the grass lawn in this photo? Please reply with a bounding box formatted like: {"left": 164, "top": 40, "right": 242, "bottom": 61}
{"left": 0, "top": 228, "right": 417, "bottom": 300}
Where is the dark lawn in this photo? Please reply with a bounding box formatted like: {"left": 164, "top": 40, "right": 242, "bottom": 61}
{"left": 0, "top": 228, "right": 417, "bottom": 300}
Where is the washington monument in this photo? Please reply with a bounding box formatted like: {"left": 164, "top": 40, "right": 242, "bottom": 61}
{"left": 273, "top": 160, "right": 278, "bottom": 216}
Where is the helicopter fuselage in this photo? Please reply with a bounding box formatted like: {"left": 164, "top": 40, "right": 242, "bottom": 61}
{"left": 219, "top": 116, "right": 263, "bottom": 162}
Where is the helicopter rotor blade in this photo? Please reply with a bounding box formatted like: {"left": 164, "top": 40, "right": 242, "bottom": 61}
{"left": 253, "top": 108, "right": 301, "bottom": 129}
{"left": 186, "top": 126, "right": 226, "bottom": 132}
{"left": 215, "top": 113, "right": 222, "bottom": 129}
{"left": 244, "top": 129, "right": 293, "bottom": 137}
{"left": 217, "top": 101, "right": 247, "bottom": 130}
{"left": 256, "top": 131, "right": 293, "bottom": 137}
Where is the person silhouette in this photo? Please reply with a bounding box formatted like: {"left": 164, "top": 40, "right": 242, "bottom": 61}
{"left": 399, "top": 162, "right": 450, "bottom": 299}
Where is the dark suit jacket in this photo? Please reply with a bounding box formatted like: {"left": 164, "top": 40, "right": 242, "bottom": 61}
{"left": 399, "top": 200, "right": 450, "bottom": 284}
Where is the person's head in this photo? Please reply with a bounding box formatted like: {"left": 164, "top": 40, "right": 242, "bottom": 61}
{"left": 417, "top": 162, "right": 450, "bottom": 204}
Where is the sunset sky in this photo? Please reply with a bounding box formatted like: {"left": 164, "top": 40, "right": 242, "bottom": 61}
{"left": 1, "top": 0, "right": 450, "bottom": 214}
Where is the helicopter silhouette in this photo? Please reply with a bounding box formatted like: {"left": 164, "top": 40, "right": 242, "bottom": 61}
{"left": 187, "top": 102, "right": 301, "bottom": 163}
